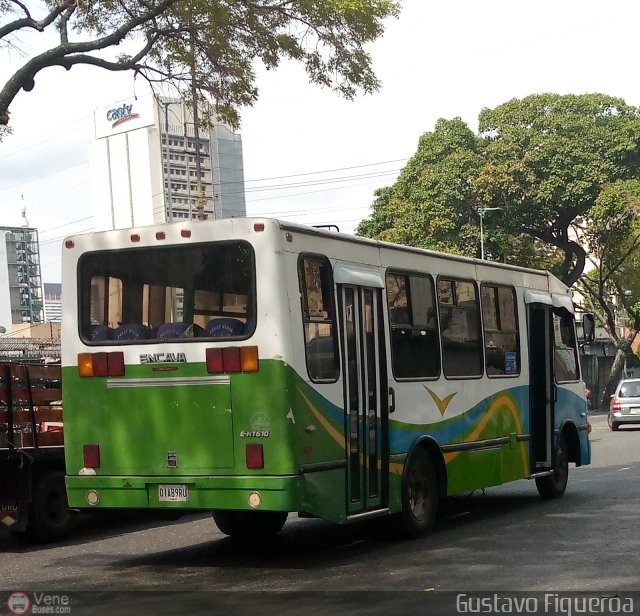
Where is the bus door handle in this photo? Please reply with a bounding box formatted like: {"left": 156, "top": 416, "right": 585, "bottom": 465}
{"left": 389, "top": 387, "right": 396, "bottom": 414}
{"left": 551, "top": 385, "right": 558, "bottom": 403}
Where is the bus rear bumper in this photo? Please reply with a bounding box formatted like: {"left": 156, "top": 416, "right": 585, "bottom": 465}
{"left": 65, "top": 474, "right": 302, "bottom": 512}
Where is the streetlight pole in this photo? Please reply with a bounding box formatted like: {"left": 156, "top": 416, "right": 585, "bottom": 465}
{"left": 478, "top": 207, "right": 502, "bottom": 260}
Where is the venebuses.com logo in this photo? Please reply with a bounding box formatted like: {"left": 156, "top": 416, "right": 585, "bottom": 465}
{"left": 6, "top": 592, "right": 71, "bottom": 615}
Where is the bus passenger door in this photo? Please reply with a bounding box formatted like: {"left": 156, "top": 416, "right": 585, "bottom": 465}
{"left": 529, "top": 304, "right": 553, "bottom": 469}
{"left": 339, "top": 285, "right": 388, "bottom": 515}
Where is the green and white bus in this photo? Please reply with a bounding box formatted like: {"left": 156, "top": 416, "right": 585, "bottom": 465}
{"left": 62, "top": 218, "right": 591, "bottom": 538}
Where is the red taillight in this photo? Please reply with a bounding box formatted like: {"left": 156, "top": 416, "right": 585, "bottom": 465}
{"left": 205, "top": 348, "right": 224, "bottom": 373}
{"left": 92, "top": 352, "right": 109, "bottom": 377}
{"left": 206, "top": 346, "right": 259, "bottom": 373}
{"left": 65, "top": 240, "right": 74, "bottom": 249}
{"left": 78, "top": 352, "right": 125, "bottom": 377}
{"left": 83, "top": 444, "right": 101, "bottom": 468}
{"left": 222, "top": 347, "right": 241, "bottom": 372}
{"left": 181, "top": 229, "right": 191, "bottom": 238}
{"left": 130, "top": 233, "right": 140, "bottom": 242}
{"left": 246, "top": 444, "right": 264, "bottom": 469}
{"left": 612, "top": 398, "right": 622, "bottom": 412}
{"left": 253, "top": 223, "right": 265, "bottom": 232}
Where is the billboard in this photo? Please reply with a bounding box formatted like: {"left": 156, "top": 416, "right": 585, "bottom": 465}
{"left": 94, "top": 95, "right": 155, "bottom": 139}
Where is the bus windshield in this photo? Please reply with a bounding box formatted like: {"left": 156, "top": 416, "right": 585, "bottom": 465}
{"left": 78, "top": 240, "right": 255, "bottom": 343}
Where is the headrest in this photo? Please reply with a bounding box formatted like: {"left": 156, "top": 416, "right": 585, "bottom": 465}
{"left": 113, "top": 324, "right": 152, "bottom": 340}
{"left": 204, "top": 318, "right": 245, "bottom": 337}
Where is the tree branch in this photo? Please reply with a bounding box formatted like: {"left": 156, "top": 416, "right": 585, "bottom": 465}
{"left": 0, "top": 0, "right": 76, "bottom": 39}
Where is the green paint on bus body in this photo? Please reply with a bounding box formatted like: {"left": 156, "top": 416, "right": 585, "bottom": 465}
{"left": 64, "top": 360, "right": 537, "bottom": 523}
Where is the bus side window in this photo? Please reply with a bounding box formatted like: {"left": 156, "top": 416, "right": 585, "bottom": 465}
{"left": 386, "top": 272, "right": 440, "bottom": 380}
{"left": 437, "top": 278, "right": 483, "bottom": 378}
{"left": 299, "top": 256, "right": 339, "bottom": 382}
{"left": 481, "top": 284, "right": 520, "bottom": 377}
{"left": 553, "top": 312, "right": 579, "bottom": 382}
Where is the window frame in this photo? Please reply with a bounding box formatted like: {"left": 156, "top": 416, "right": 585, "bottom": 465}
{"left": 480, "top": 282, "right": 521, "bottom": 379}
{"left": 385, "top": 269, "right": 440, "bottom": 382}
{"left": 436, "top": 276, "right": 484, "bottom": 380}
{"left": 77, "top": 240, "right": 256, "bottom": 345}
{"left": 552, "top": 310, "right": 581, "bottom": 384}
{"left": 297, "top": 253, "right": 340, "bottom": 384}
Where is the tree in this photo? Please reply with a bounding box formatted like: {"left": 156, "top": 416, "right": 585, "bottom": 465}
{"left": 358, "top": 94, "right": 640, "bottom": 287}
{"left": 578, "top": 180, "right": 640, "bottom": 407}
{"left": 0, "top": 0, "right": 399, "bottom": 130}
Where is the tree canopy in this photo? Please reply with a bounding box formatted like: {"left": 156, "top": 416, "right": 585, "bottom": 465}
{"left": 0, "top": 0, "right": 399, "bottom": 129}
{"left": 358, "top": 93, "right": 640, "bottom": 286}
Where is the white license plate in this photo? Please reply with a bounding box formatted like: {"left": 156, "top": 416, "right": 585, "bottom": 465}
{"left": 630, "top": 408, "right": 640, "bottom": 415}
{"left": 158, "top": 485, "right": 189, "bottom": 502}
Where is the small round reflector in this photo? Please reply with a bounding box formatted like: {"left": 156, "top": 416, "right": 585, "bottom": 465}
{"left": 65, "top": 240, "right": 75, "bottom": 249}
{"left": 156, "top": 231, "right": 166, "bottom": 240}
{"left": 181, "top": 229, "right": 191, "bottom": 238}
{"left": 86, "top": 490, "right": 100, "bottom": 506}
{"left": 130, "top": 234, "right": 141, "bottom": 242}
{"left": 248, "top": 492, "right": 262, "bottom": 508}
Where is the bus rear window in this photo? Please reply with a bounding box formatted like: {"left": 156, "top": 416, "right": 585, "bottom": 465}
{"left": 79, "top": 241, "right": 255, "bottom": 343}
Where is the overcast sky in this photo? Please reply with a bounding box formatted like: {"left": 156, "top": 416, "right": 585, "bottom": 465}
{"left": 1, "top": 0, "right": 640, "bottom": 283}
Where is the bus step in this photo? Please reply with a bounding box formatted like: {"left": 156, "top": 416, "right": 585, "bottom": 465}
{"left": 527, "top": 470, "right": 554, "bottom": 479}
{"left": 345, "top": 508, "right": 390, "bottom": 523}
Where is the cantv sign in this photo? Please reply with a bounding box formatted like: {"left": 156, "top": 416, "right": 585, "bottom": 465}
{"left": 95, "top": 96, "right": 154, "bottom": 139}
{"left": 106, "top": 104, "right": 140, "bottom": 128}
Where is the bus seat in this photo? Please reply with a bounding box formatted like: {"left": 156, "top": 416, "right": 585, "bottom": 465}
{"left": 113, "top": 324, "right": 152, "bottom": 340}
{"left": 204, "top": 318, "right": 245, "bottom": 337}
{"left": 90, "top": 325, "right": 113, "bottom": 341}
{"left": 157, "top": 322, "right": 204, "bottom": 339}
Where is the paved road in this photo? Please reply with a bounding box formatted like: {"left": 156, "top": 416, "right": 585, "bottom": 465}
{"left": 1, "top": 413, "right": 638, "bottom": 613}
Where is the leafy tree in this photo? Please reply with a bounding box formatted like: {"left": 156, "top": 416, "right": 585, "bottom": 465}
{"left": 578, "top": 180, "right": 640, "bottom": 407}
{"left": 0, "top": 0, "right": 399, "bottom": 130}
{"left": 359, "top": 94, "right": 640, "bottom": 287}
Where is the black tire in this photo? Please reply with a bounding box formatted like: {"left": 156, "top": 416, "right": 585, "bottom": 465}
{"left": 212, "top": 510, "right": 288, "bottom": 540}
{"left": 26, "top": 470, "right": 76, "bottom": 543}
{"left": 535, "top": 436, "right": 569, "bottom": 500}
{"left": 394, "top": 447, "right": 438, "bottom": 538}
{"left": 608, "top": 413, "right": 619, "bottom": 431}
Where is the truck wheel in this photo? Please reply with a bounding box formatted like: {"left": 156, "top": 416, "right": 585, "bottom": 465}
{"left": 27, "top": 471, "right": 76, "bottom": 543}
{"left": 535, "top": 436, "right": 569, "bottom": 499}
{"left": 212, "top": 510, "right": 287, "bottom": 540}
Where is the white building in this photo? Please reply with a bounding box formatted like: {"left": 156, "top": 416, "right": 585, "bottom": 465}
{"left": 89, "top": 96, "right": 246, "bottom": 230}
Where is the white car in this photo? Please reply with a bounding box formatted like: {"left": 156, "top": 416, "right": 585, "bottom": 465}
{"left": 608, "top": 378, "right": 640, "bottom": 431}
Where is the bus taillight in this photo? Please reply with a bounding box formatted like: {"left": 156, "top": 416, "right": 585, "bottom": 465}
{"left": 77, "top": 352, "right": 125, "bottom": 377}
{"left": 83, "top": 444, "right": 101, "bottom": 468}
{"left": 205, "top": 346, "right": 259, "bottom": 373}
{"left": 246, "top": 444, "right": 264, "bottom": 469}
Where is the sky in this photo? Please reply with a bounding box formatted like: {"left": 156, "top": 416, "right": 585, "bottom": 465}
{"left": 1, "top": 0, "right": 640, "bottom": 284}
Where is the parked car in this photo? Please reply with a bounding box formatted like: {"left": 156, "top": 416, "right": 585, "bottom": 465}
{"left": 608, "top": 378, "right": 640, "bottom": 431}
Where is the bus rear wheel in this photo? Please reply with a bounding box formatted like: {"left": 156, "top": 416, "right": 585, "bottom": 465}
{"left": 535, "top": 435, "right": 569, "bottom": 499}
{"left": 394, "top": 447, "right": 438, "bottom": 539}
{"left": 212, "top": 510, "right": 288, "bottom": 540}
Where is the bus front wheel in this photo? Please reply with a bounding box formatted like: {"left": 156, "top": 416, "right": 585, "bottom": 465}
{"left": 212, "top": 510, "right": 288, "bottom": 540}
{"left": 395, "top": 447, "right": 438, "bottom": 539}
{"left": 535, "top": 435, "right": 569, "bottom": 499}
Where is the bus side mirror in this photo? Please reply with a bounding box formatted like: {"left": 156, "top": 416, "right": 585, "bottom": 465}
{"left": 582, "top": 313, "right": 595, "bottom": 343}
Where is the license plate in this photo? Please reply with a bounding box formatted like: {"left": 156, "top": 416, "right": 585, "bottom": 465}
{"left": 630, "top": 408, "right": 640, "bottom": 415}
{"left": 158, "top": 485, "right": 189, "bottom": 502}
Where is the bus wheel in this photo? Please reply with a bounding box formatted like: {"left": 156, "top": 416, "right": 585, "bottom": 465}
{"left": 27, "top": 470, "right": 76, "bottom": 543}
{"left": 535, "top": 436, "right": 569, "bottom": 500}
{"left": 396, "top": 447, "right": 438, "bottom": 538}
{"left": 212, "top": 510, "right": 288, "bottom": 540}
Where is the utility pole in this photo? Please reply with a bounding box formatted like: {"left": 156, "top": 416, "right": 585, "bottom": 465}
{"left": 190, "top": 34, "right": 206, "bottom": 221}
